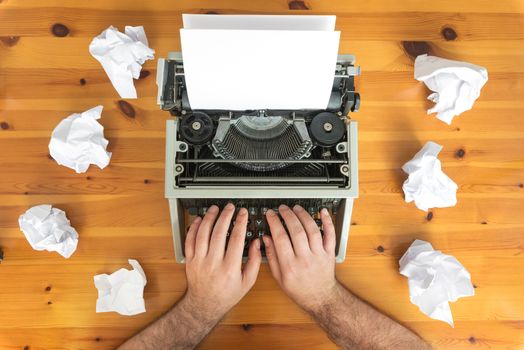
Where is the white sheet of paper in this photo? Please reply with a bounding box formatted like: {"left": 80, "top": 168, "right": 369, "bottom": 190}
{"left": 48, "top": 105, "right": 111, "bottom": 173}
{"left": 414, "top": 54, "right": 488, "bottom": 124}
{"left": 94, "top": 259, "right": 147, "bottom": 316}
{"left": 402, "top": 141, "right": 458, "bottom": 212}
{"left": 18, "top": 204, "right": 79, "bottom": 258}
{"left": 180, "top": 29, "right": 340, "bottom": 110}
{"left": 183, "top": 14, "right": 336, "bottom": 31}
{"left": 89, "top": 25, "right": 155, "bottom": 99}
{"left": 399, "top": 239, "right": 475, "bottom": 327}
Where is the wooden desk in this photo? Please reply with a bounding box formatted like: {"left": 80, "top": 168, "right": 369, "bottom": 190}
{"left": 1, "top": 1, "right": 523, "bottom": 349}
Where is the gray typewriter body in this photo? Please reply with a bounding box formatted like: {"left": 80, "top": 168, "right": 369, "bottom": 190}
{"left": 157, "top": 52, "right": 360, "bottom": 263}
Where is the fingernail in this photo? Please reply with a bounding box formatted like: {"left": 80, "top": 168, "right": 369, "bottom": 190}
{"left": 238, "top": 207, "right": 248, "bottom": 216}
{"left": 266, "top": 209, "right": 276, "bottom": 217}
{"left": 293, "top": 204, "right": 303, "bottom": 211}
{"left": 321, "top": 208, "right": 329, "bottom": 216}
{"left": 279, "top": 204, "right": 289, "bottom": 211}
{"left": 255, "top": 239, "right": 260, "bottom": 249}
{"left": 263, "top": 236, "right": 270, "bottom": 247}
{"left": 208, "top": 205, "right": 219, "bottom": 213}
{"left": 225, "top": 202, "right": 235, "bottom": 210}
{"left": 193, "top": 216, "right": 202, "bottom": 223}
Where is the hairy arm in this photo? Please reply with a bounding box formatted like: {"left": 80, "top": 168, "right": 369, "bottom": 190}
{"left": 263, "top": 205, "right": 431, "bottom": 350}
{"left": 119, "top": 204, "right": 261, "bottom": 350}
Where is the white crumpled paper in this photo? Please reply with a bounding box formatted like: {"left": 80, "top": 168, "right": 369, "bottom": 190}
{"left": 18, "top": 204, "right": 79, "bottom": 258}
{"left": 414, "top": 54, "right": 488, "bottom": 124}
{"left": 402, "top": 141, "right": 458, "bottom": 212}
{"left": 89, "top": 25, "right": 155, "bottom": 98}
{"left": 94, "top": 259, "right": 147, "bottom": 316}
{"left": 48, "top": 105, "right": 111, "bottom": 173}
{"left": 399, "top": 239, "right": 474, "bottom": 327}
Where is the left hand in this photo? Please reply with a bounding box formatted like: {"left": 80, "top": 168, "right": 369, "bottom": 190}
{"left": 183, "top": 203, "right": 262, "bottom": 319}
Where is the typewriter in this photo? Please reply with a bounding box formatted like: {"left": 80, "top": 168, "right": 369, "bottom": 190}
{"left": 157, "top": 51, "right": 360, "bottom": 263}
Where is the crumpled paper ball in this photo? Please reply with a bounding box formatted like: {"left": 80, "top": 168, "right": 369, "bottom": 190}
{"left": 399, "top": 239, "right": 475, "bottom": 327}
{"left": 402, "top": 141, "right": 458, "bottom": 212}
{"left": 415, "top": 54, "right": 488, "bottom": 125}
{"left": 94, "top": 259, "right": 147, "bottom": 316}
{"left": 18, "top": 204, "right": 79, "bottom": 258}
{"left": 89, "top": 25, "right": 155, "bottom": 98}
{"left": 48, "top": 105, "right": 111, "bottom": 173}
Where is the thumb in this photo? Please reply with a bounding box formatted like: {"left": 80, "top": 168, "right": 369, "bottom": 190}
{"left": 242, "top": 238, "right": 262, "bottom": 289}
{"left": 262, "top": 235, "right": 282, "bottom": 285}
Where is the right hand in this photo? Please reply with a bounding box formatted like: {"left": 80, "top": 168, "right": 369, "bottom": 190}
{"left": 263, "top": 205, "right": 339, "bottom": 312}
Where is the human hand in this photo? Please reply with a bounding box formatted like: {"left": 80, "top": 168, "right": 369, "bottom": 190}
{"left": 263, "top": 205, "right": 338, "bottom": 312}
{"left": 183, "top": 203, "right": 262, "bottom": 320}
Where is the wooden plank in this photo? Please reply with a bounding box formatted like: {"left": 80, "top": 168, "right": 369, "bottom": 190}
{"left": 0, "top": 8, "right": 523, "bottom": 40}
{"left": 2, "top": 39, "right": 524, "bottom": 72}
{"left": 3, "top": 0, "right": 524, "bottom": 14}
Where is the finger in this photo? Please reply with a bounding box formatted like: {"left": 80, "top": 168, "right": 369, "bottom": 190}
{"left": 184, "top": 216, "right": 202, "bottom": 262}
{"left": 292, "top": 205, "right": 323, "bottom": 254}
{"left": 321, "top": 208, "right": 336, "bottom": 255}
{"left": 194, "top": 205, "right": 219, "bottom": 257}
{"left": 262, "top": 235, "right": 282, "bottom": 285}
{"left": 242, "top": 238, "right": 262, "bottom": 289}
{"left": 225, "top": 207, "right": 248, "bottom": 267}
{"left": 265, "top": 209, "right": 294, "bottom": 266}
{"left": 208, "top": 203, "right": 235, "bottom": 260}
{"left": 279, "top": 205, "right": 310, "bottom": 256}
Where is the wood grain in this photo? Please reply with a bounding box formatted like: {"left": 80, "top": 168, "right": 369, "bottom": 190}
{"left": 1, "top": 0, "right": 524, "bottom": 349}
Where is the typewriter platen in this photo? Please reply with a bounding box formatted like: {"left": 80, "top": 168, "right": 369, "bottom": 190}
{"left": 157, "top": 51, "right": 360, "bottom": 263}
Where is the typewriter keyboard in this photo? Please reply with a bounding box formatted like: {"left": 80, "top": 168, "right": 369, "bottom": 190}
{"left": 182, "top": 198, "right": 340, "bottom": 258}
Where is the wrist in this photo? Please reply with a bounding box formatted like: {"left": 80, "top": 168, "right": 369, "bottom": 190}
{"left": 179, "top": 292, "right": 227, "bottom": 326}
{"left": 300, "top": 280, "right": 344, "bottom": 315}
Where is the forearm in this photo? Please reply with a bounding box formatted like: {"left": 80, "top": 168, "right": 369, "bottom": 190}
{"left": 305, "top": 282, "right": 431, "bottom": 350}
{"left": 117, "top": 295, "right": 223, "bottom": 350}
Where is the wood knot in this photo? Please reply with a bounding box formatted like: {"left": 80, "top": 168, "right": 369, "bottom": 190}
{"left": 139, "top": 70, "right": 150, "bottom": 79}
{"left": 288, "top": 0, "right": 310, "bottom": 10}
{"left": 481, "top": 221, "right": 488, "bottom": 225}
{"left": 24, "top": 191, "right": 29, "bottom": 195}
{"left": 79, "top": 78, "right": 86, "bottom": 86}
{"left": 468, "top": 336, "right": 476, "bottom": 344}
{"left": 455, "top": 127, "right": 460, "bottom": 131}
{"left": 473, "top": 284, "right": 478, "bottom": 289}
{"left": 47, "top": 300, "right": 53, "bottom": 305}
{"left": 0, "top": 121, "right": 9, "bottom": 130}
{"left": 376, "top": 245, "right": 385, "bottom": 253}
{"left": 143, "top": 179, "right": 150, "bottom": 184}
{"left": 401, "top": 41, "right": 431, "bottom": 60}
{"left": 351, "top": 222, "right": 357, "bottom": 226}
{"left": 455, "top": 149, "right": 466, "bottom": 159}
{"left": 86, "top": 176, "right": 92, "bottom": 180}
{"left": 441, "top": 27, "right": 457, "bottom": 41}
{"left": 23, "top": 346, "right": 30, "bottom": 350}
{"left": 518, "top": 183, "right": 523, "bottom": 188}
{"left": 117, "top": 100, "right": 136, "bottom": 118}
{"left": 51, "top": 23, "right": 70, "bottom": 37}
{"left": 0, "top": 36, "right": 20, "bottom": 47}
{"left": 426, "top": 211, "right": 434, "bottom": 221}
{"left": 241, "top": 324, "right": 252, "bottom": 331}
{"left": 95, "top": 337, "right": 101, "bottom": 342}
{"left": 0, "top": 248, "right": 4, "bottom": 263}
{"left": 45, "top": 285, "right": 52, "bottom": 292}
